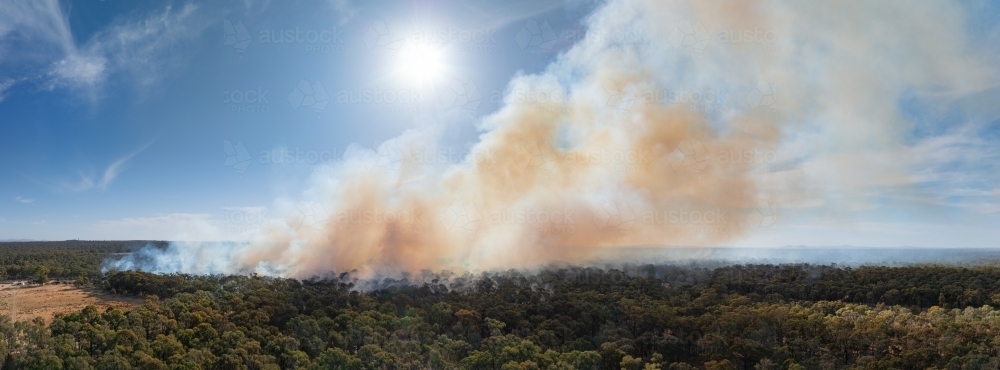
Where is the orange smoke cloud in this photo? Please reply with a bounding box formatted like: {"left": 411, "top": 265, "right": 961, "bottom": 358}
{"left": 106, "top": 0, "right": 997, "bottom": 277}
{"left": 238, "top": 69, "right": 780, "bottom": 276}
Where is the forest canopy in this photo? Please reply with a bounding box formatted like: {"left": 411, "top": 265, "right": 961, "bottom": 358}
{"left": 3, "top": 242, "right": 1000, "bottom": 369}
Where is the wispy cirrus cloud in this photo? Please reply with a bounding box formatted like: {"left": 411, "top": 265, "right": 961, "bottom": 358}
{"left": 64, "top": 141, "right": 154, "bottom": 192}
{"left": 98, "top": 142, "right": 154, "bottom": 188}
{"left": 64, "top": 176, "right": 96, "bottom": 193}
{"left": 90, "top": 3, "right": 203, "bottom": 90}
{"left": 0, "top": 1, "right": 209, "bottom": 98}
{"left": 14, "top": 196, "right": 34, "bottom": 204}
{"left": 0, "top": 79, "right": 17, "bottom": 102}
{"left": 328, "top": 0, "right": 359, "bottom": 25}
{"left": 0, "top": 0, "right": 74, "bottom": 54}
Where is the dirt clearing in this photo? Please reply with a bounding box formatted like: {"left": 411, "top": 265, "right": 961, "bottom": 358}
{"left": 0, "top": 283, "right": 144, "bottom": 323}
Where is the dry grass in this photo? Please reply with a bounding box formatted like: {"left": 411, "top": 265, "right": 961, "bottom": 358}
{"left": 0, "top": 283, "right": 144, "bottom": 323}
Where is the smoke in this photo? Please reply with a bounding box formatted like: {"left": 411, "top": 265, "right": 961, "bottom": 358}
{"left": 107, "top": 0, "right": 998, "bottom": 277}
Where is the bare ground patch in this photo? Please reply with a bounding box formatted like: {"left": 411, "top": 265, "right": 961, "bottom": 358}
{"left": 0, "top": 283, "right": 144, "bottom": 323}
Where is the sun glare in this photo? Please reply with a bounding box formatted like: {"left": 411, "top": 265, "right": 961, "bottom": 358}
{"left": 395, "top": 43, "right": 445, "bottom": 84}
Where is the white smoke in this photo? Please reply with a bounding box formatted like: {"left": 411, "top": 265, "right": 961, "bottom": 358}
{"left": 106, "top": 0, "right": 999, "bottom": 277}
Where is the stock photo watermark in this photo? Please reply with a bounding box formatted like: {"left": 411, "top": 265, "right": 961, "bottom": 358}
{"left": 224, "top": 141, "right": 340, "bottom": 178}
{"left": 333, "top": 208, "right": 425, "bottom": 233}
{"left": 642, "top": 207, "right": 732, "bottom": 236}
{"left": 225, "top": 19, "right": 346, "bottom": 58}
{"left": 288, "top": 79, "right": 331, "bottom": 115}
{"left": 407, "top": 26, "right": 499, "bottom": 54}
{"left": 565, "top": 148, "right": 652, "bottom": 175}
{"left": 669, "top": 19, "right": 779, "bottom": 55}
{"left": 223, "top": 207, "right": 271, "bottom": 235}
{"left": 223, "top": 88, "right": 270, "bottom": 114}
{"left": 336, "top": 87, "right": 424, "bottom": 115}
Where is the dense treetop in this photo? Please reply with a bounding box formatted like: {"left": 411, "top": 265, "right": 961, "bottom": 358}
{"left": 4, "top": 243, "right": 1000, "bottom": 369}
{"left": 0, "top": 241, "right": 159, "bottom": 281}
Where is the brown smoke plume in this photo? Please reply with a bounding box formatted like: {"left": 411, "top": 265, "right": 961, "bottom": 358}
{"left": 106, "top": 0, "right": 998, "bottom": 277}
{"left": 243, "top": 72, "right": 779, "bottom": 276}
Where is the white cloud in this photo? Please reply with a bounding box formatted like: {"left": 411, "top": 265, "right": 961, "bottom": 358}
{"left": 100, "top": 142, "right": 153, "bottom": 189}
{"left": 0, "top": 1, "right": 207, "bottom": 96}
{"left": 65, "top": 175, "right": 96, "bottom": 193}
{"left": 0, "top": 0, "right": 75, "bottom": 53}
{"left": 907, "top": 123, "right": 1000, "bottom": 212}
{"left": 0, "top": 79, "right": 16, "bottom": 102}
{"left": 91, "top": 4, "right": 203, "bottom": 89}
{"left": 14, "top": 196, "right": 34, "bottom": 204}
{"left": 328, "top": 0, "right": 359, "bottom": 25}
{"left": 65, "top": 142, "right": 154, "bottom": 192}
{"left": 93, "top": 213, "right": 222, "bottom": 241}
{"left": 49, "top": 54, "right": 107, "bottom": 90}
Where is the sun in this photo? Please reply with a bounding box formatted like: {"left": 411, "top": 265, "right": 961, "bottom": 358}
{"left": 395, "top": 43, "right": 445, "bottom": 84}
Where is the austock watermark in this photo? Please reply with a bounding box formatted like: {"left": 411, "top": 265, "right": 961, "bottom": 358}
{"left": 745, "top": 80, "right": 776, "bottom": 111}
{"left": 575, "top": 25, "right": 652, "bottom": 55}
{"left": 440, "top": 79, "right": 484, "bottom": 117}
{"left": 745, "top": 199, "right": 778, "bottom": 231}
{"left": 642, "top": 207, "right": 733, "bottom": 236}
{"left": 335, "top": 87, "right": 424, "bottom": 115}
{"left": 258, "top": 27, "right": 346, "bottom": 53}
{"left": 487, "top": 207, "right": 577, "bottom": 234}
{"left": 715, "top": 27, "right": 777, "bottom": 50}
{"left": 669, "top": 20, "right": 778, "bottom": 54}
{"left": 667, "top": 139, "right": 779, "bottom": 174}
{"left": 407, "top": 26, "right": 499, "bottom": 54}
{"left": 288, "top": 79, "right": 331, "bottom": 115}
{"left": 362, "top": 20, "right": 406, "bottom": 53}
{"left": 362, "top": 139, "right": 499, "bottom": 175}
{"left": 288, "top": 201, "right": 329, "bottom": 232}
{"left": 225, "top": 19, "right": 346, "bottom": 57}
{"left": 443, "top": 200, "right": 483, "bottom": 233}
{"left": 223, "top": 207, "right": 271, "bottom": 235}
{"left": 514, "top": 19, "right": 559, "bottom": 51}
{"left": 667, "top": 140, "right": 712, "bottom": 172}
{"left": 498, "top": 85, "right": 569, "bottom": 109}
{"left": 223, "top": 140, "right": 252, "bottom": 179}
{"left": 223, "top": 20, "right": 252, "bottom": 57}
{"left": 224, "top": 140, "right": 340, "bottom": 178}
{"left": 565, "top": 147, "right": 652, "bottom": 175}
{"left": 332, "top": 208, "right": 426, "bottom": 234}
{"left": 259, "top": 147, "right": 339, "bottom": 170}
{"left": 717, "top": 148, "right": 779, "bottom": 172}
{"left": 668, "top": 20, "right": 712, "bottom": 52}
{"left": 223, "top": 88, "right": 271, "bottom": 114}
{"left": 642, "top": 87, "right": 737, "bottom": 114}
{"left": 593, "top": 199, "right": 636, "bottom": 234}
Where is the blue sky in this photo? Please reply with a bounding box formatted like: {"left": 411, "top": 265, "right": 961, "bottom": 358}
{"left": 0, "top": 0, "right": 592, "bottom": 240}
{"left": 1, "top": 0, "right": 999, "bottom": 258}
